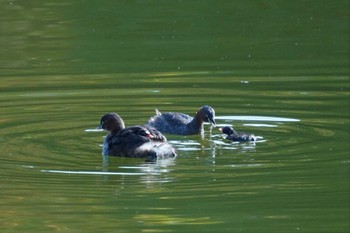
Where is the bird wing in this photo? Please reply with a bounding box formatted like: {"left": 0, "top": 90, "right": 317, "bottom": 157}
{"left": 158, "top": 112, "right": 193, "bottom": 125}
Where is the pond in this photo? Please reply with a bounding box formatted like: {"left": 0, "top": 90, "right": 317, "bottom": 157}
{"left": 0, "top": 1, "right": 349, "bottom": 233}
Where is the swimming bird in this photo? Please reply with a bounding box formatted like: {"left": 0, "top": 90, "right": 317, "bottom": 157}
{"left": 146, "top": 105, "right": 216, "bottom": 135}
{"left": 219, "top": 126, "right": 256, "bottom": 142}
{"left": 99, "top": 113, "right": 176, "bottom": 161}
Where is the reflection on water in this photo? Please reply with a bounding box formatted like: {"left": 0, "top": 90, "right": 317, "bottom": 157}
{"left": 41, "top": 158, "right": 177, "bottom": 187}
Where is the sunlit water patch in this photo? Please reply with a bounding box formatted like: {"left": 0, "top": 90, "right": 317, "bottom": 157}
{"left": 41, "top": 169, "right": 160, "bottom": 176}
{"left": 85, "top": 128, "right": 104, "bottom": 132}
{"left": 243, "top": 123, "right": 278, "bottom": 128}
{"left": 216, "top": 115, "right": 301, "bottom": 122}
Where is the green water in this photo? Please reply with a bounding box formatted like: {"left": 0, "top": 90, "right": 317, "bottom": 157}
{"left": 0, "top": 1, "right": 349, "bottom": 233}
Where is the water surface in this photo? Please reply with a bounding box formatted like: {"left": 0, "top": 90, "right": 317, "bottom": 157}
{"left": 0, "top": 1, "right": 349, "bottom": 233}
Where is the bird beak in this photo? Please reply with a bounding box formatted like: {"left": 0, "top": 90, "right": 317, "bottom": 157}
{"left": 218, "top": 127, "right": 223, "bottom": 132}
{"left": 209, "top": 118, "right": 216, "bottom": 127}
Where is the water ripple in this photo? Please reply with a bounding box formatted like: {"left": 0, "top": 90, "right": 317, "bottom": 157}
{"left": 216, "top": 115, "right": 300, "bottom": 122}
{"left": 41, "top": 169, "right": 159, "bottom": 176}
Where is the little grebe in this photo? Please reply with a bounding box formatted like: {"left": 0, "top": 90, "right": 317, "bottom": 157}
{"left": 219, "top": 126, "right": 256, "bottom": 142}
{"left": 146, "top": 105, "right": 216, "bottom": 135}
{"left": 99, "top": 113, "right": 176, "bottom": 161}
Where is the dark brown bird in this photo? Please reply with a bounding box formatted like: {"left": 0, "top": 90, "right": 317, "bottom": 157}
{"left": 99, "top": 113, "right": 176, "bottom": 161}
{"left": 219, "top": 126, "right": 256, "bottom": 142}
